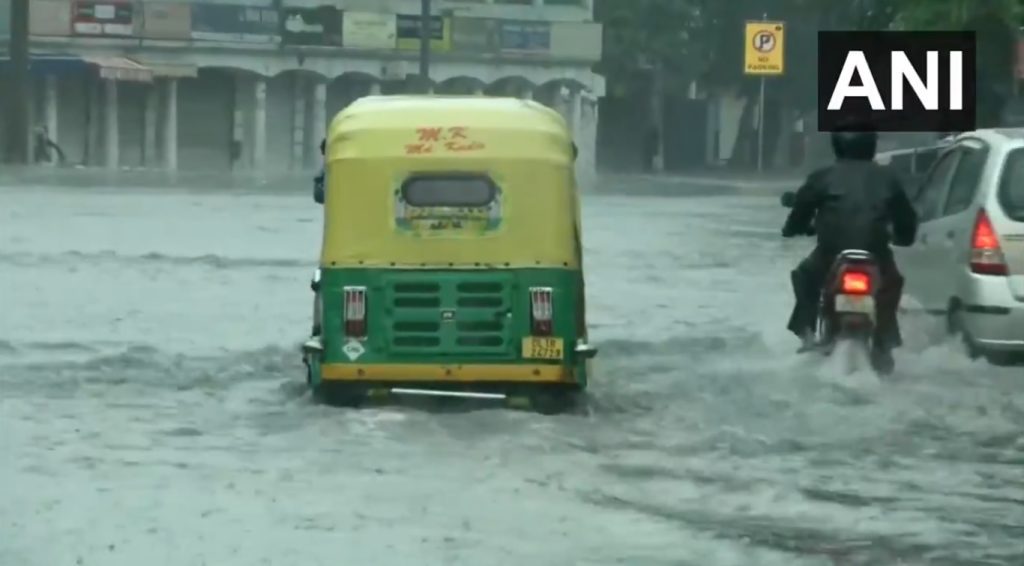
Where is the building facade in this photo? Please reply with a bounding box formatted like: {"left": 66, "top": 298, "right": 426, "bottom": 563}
{"left": 0, "top": 0, "right": 603, "bottom": 177}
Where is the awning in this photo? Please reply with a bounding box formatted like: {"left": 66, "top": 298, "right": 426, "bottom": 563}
{"left": 82, "top": 56, "right": 153, "bottom": 82}
{"left": 0, "top": 55, "right": 89, "bottom": 76}
{"left": 143, "top": 62, "right": 198, "bottom": 79}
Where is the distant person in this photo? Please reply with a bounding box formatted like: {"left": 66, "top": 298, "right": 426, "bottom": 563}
{"left": 33, "top": 126, "right": 65, "bottom": 165}
{"left": 313, "top": 138, "right": 325, "bottom": 204}
{"left": 643, "top": 127, "right": 659, "bottom": 172}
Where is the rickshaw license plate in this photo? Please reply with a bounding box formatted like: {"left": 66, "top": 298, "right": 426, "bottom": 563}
{"left": 522, "top": 337, "right": 564, "bottom": 360}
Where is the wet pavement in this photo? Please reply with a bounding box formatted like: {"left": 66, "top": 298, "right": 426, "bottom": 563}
{"left": 1, "top": 175, "right": 1022, "bottom": 565}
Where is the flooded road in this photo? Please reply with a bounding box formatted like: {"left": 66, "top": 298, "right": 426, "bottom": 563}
{"left": 1, "top": 176, "right": 1022, "bottom": 565}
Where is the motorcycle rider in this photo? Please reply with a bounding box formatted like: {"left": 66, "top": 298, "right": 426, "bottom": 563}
{"left": 782, "top": 123, "right": 918, "bottom": 373}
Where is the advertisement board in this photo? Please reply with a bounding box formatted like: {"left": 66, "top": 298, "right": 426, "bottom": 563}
{"left": 191, "top": 4, "right": 279, "bottom": 43}
{"left": 342, "top": 11, "right": 395, "bottom": 49}
{"left": 282, "top": 6, "right": 343, "bottom": 46}
{"left": 30, "top": 0, "right": 73, "bottom": 37}
{"left": 396, "top": 14, "right": 450, "bottom": 52}
{"left": 451, "top": 17, "right": 499, "bottom": 54}
{"left": 142, "top": 3, "right": 191, "bottom": 40}
{"left": 549, "top": 22, "right": 601, "bottom": 61}
{"left": 499, "top": 20, "right": 550, "bottom": 53}
{"left": 73, "top": 1, "right": 136, "bottom": 36}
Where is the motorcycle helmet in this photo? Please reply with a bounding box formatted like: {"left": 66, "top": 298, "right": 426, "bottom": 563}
{"left": 830, "top": 118, "right": 877, "bottom": 160}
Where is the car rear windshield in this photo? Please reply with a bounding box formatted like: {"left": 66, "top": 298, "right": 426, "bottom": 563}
{"left": 400, "top": 175, "right": 497, "bottom": 208}
{"left": 998, "top": 148, "right": 1024, "bottom": 221}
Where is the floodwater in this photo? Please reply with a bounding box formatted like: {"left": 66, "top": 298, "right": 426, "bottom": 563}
{"left": 1, "top": 174, "right": 1022, "bottom": 565}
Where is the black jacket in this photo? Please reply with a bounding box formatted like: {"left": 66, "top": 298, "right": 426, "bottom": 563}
{"left": 782, "top": 159, "right": 918, "bottom": 257}
{"left": 313, "top": 168, "right": 325, "bottom": 204}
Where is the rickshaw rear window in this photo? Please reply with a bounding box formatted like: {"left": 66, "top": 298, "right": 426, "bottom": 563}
{"left": 401, "top": 175, "right": 497, "bottom": 207}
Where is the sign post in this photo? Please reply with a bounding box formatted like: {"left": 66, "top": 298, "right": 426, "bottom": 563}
{"left": 419, "top": 0, "right": 431, "bottom": 84}
{"left": 744, "top": 17, "right": 785, "bottom": 172}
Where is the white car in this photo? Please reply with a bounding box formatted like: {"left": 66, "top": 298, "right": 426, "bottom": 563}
{"left": 892, "top": 129, "right": 1024, "bottom": 364}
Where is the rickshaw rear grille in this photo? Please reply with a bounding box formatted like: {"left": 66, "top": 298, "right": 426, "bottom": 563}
{"left": 386, "top": 276, "right": 512, "bottom": 355}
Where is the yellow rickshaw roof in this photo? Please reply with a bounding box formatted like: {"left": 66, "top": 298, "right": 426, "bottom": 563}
{"left": 327, "top": 95, "right": 573, "bottom": 157}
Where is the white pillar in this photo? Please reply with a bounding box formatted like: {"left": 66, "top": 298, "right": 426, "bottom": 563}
{"left": 44, "top": 75, "right": 58, "bottom": 149}
{"left": 368, "top": 82, "right": 381, "bottom": 95}
{"left": 143, "top": 85, "right": 158, "bottom": 167}
{"left": 310, "top": 80, "right": 327, "bottom": 169}
{"left": 292, "top": 75, "right": 305, "bottom": 170}
{"left": 253, "top": 77, "right": 267, "bottom": 171}
{"left": 232, "top": 74, "right": 248, "bottom": 171}
{"left": 520, "top": 86, "right": 534, "bottom": 100}
{"left": 87, "top": 79, "right": 102, "bottom": 166}
{"left": 163, "top": 79, "right": 178, "bottom": 171}
{"left": 104, "top": 79, "right": 119, "bottom": 170}
{"left": 568, "top": 88, "right": 582, "bottom": 137}
{"left": 472, "top": 85, "right": 484, "bottom": 96}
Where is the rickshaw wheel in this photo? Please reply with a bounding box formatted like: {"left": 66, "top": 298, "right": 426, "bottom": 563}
{"left": 528, "top": 388, "right": 579, "bottom": 415}
{"left": 315, "top": 383, "right": 366, "bottom": 408}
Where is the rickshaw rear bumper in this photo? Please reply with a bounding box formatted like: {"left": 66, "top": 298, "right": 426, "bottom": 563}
{"left": 319, "top": 362, "right": 578, "bottom": 385}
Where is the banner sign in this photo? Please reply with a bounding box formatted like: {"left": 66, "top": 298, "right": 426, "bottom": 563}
{"left": 142, "top": 3, "right": 191, "bottom": 40}
{"left": 342, "top": 11, "right": 396, "bottom": 49}
{"left": 191, "top": 4, "right": 279, "bottom": 43}
{"left": 29, "top": 0, "right": 73, "bottom": 37}
{"left": 451, "top": 17, "right": 499, "bottom": 54}
{"left": 73, "top": 1, "right": 135, "bottom": 36}
{"left": 282, "top": 6, "right": 343, "bottom": 46}
{"left": 499, "top": 20, "right": 550, "bottom": 52}
{"left": 396, "top": 14, "right": 450, "bottom": 51}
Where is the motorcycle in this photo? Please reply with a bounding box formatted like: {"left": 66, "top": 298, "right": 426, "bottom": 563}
{"left": 781, "top": 191, "right": 891, "bottom": 374}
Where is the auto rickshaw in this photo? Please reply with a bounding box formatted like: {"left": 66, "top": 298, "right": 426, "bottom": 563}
{"left": 300, "top": 95, "right": 597, "bottom": 413}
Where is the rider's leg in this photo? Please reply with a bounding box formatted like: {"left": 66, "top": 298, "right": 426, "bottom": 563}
{"left": 873, "top": 258, "right": 905, "bottom": 351}
{"left": 787, "top": 250, "right": 829, "bottom": 347}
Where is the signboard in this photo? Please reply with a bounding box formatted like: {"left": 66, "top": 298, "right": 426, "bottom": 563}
{"left": 29, "top": 0, "right": 72, "bottom": 37}
{"left": 744, "top": 21, "right": 785, "bottom": 75}
{"left": 341, "top": 11, "right": 395, "bottom": 49}
{"left": 550, "top": 22, "right": 601, "bottom": 61}
{"left": 191, "top": 4, "right": 279, "bottom": 43}
{"left": 396, "top": 14, "right": 450, "bottom": 52}
{"left": 499, "top": 20, "right": 550, "bottom": 52}
{"left": 451, "top": 17, "right": 499, "bottom": 54}
{"left": 142, "top": 3, "right": 190, "bottom": 40}
{"left": 282, "top": 6, "right": 343, "bottom": 46}
{"left": 73, "top": 1, "right": 135, "bottom": 36}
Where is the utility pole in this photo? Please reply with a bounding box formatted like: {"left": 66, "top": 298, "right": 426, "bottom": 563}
{"left": 418, "top": 0, "right": 431, "bottom": 90}
{"left": 5, "top": 0, "right": 30, "bottom": 164}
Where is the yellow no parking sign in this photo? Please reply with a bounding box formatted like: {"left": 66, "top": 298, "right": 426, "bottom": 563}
{"left": 745, "top": 21, "right": 785, "bottom": 75}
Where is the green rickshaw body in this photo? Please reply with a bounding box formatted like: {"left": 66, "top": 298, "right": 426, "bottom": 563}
{"left": 303, "top": 95, "right": 595, "bottom": 397}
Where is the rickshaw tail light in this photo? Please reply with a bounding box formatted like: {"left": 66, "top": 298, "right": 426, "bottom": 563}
{"left": 529, "top": 287, "right": 553, "bottom": 336}
{"left": 343, "top": 286, "right": 367, "bottom": 338}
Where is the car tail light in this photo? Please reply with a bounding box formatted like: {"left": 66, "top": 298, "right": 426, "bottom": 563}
{"left": 839, "top": 270, "right": 872, "bottom": 295}
{"left": 529, "top": 287, "right": 553, "bottom": 336}
{"left": 970, "top": 210, "right": 1008, "bottom": 276}
{"left": 343, "top": 286, "right": 367, "bottom": 337}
